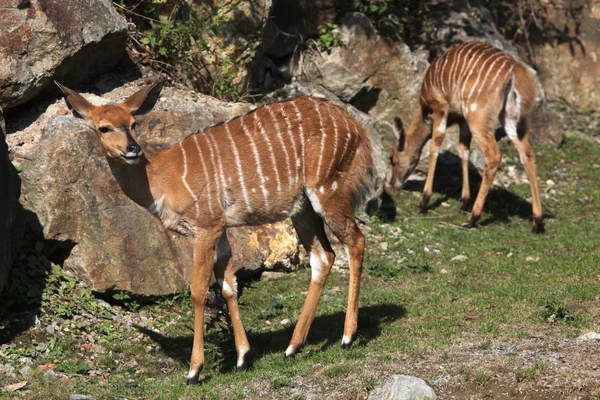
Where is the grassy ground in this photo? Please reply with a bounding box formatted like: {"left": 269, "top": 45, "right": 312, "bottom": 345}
{"left": 1, "top": 135, "right": 599, "bottom": 399}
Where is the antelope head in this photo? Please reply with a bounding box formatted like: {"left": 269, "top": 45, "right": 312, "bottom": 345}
{"left": 55, "top": 82, "right": 163, "bottom": 164}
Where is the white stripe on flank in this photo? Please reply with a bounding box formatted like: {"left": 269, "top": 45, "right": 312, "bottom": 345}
{"left": 474, "top": 54, "right": 507, "bottom": 99}
{"left": 448, "top": 44, "right": 466, "bottom": 96}
{"left": 266, "top": 105, "right": 293, "bottom": 189}
{"left": 279, "top": 103, "right": 300, "bottom": 185}
{"left": 179, "top": 142, "right": 200, "bottom": 217}
{"left": 192, "top": 135, "right": 214, "bottom": 218}
{"left": 324, "top": 105, "right": 340, "bottom": 180}
{"left": 455, "top": 43, "right": 484, "bottom": 94}
{"left": 240, "top": 116, "right": 270, "bottom": 210}
{"left": 467, "top": 51, "right": 504, "bottom": 100}
{"left": 428, "top": 59, "right": 443, "bottom": 97}
{"left": 254, "top": 112, "right": 281, "bottom": 193}
{"left": 203, "top": 134, "right": 223, "bottom": 209}
{"left": 312, "top": 98, "right": 328, "bottom": 180}
{"left": 225, "top": 124, "right": 252, "bottom": 212}
{"left": 338, "top": 112, "right": 353, "bottom": 165}
{"left": 439, "top": 53, "right": 450, "bottom": 95}
{"left": 206, "top": 132, "right": 230, "bottom": 209}
{"left": 291, "top": 101, "right": 306, "bottom": 182}
{"left": 488, "top": 61, "right": 514, "bottom": 95}
{"left": 459, "top": 47, "right": 495, "bottom": 100}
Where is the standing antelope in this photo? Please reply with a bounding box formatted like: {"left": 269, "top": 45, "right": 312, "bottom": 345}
{"left": 389, "top": 41, "right": 544, "bottom": 233}
{"left": 55, "top": 82, "right": 374, "bottom": 385}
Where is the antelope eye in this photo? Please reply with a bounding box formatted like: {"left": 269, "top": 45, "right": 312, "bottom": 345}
{"left": 130, "top": 122, "right": 138, "bottom": 130}
{"left": 99, "top": 126, "right": 111, "bottom": 134}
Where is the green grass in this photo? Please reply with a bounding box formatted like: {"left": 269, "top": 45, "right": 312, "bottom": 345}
{"left": 1, "top": 137, "right": 599, "bottom": 398}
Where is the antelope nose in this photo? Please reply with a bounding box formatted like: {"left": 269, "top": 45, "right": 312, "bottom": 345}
{"left": 127, "top": 143, "right": 141, "bottom": 155}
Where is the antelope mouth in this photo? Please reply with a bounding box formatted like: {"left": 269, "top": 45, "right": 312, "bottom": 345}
{"left": 120, "top": 150, "right": 143, "bottom": 164}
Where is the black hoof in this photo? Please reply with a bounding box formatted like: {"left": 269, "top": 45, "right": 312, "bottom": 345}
{"left": 186, "top": 375, "right": 199, "bottom": 386}
{"left": 532, "top": 219, "right": 545, "bottom": 234}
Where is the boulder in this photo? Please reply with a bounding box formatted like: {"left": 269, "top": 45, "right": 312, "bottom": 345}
{"left": 369, "top": 375, "right": 437, "bottom": 400}
{"left": 0, "top": 130, "right": 24, "bottom": 295}
{"left": 8, "top": 83, "right": 299, "bottom": 295}
{"left": 296, "top": 12, "right": 429, "bottom": 177}
{"left": 533, "top": 1, "right": 600, "bottom": 109}
{"left": 0, "top": 0, "right": 127, "bottom": 110}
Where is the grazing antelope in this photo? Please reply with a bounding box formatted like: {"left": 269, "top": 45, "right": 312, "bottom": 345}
{"left": 55, "top": 82, "right": 374, "bottom": 385}
{"left": 389, "top": 41, "right": 544, "bottom": 233}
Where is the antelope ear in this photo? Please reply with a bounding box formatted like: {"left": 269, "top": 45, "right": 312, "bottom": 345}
{"left": 393, "top": 117, "right": 406, "bottom": 152}
{"left": 55, "top": 81, "right": 94, "bottom": 121}
{"left": 121, "top": 82, "right": 164, "bottom": 115}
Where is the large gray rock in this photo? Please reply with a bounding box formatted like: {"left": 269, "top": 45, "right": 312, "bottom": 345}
{"left": 8, "top": 83, "right": 299, "bottom": 295}
{"left": 296, "top": 12, "right": 429, "bottom": 181}
{"left": 369, "top": 375, "right": 436, "bottom": 400}
{"left": 0, "top": 130, "right": 24, "bottom": 295}
{"left": 0, "top": 0, "right": 127, "bottom": 110}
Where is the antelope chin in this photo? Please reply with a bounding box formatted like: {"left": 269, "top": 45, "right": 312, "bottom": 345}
{"left": 120, "top": 151, "right": 142, "bottom": 164}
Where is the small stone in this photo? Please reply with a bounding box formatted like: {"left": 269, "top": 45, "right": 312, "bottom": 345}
{"left": 19, "top": 366, "right": 31, "bottom": 377}
{"left": 441, "top": 202, "right": 450, "bottom": 208}
{"left": 577, "top": 332, "right": 600, "bottom": 341}
{"left": 451, "top": 255, "right": 468, "bottom": 262}
{"left": 546, "top": 179, "right": 555, "bottom": 187}
{"left": 125, "top": 380, "right": 139, "bottom": 387}
{"left": 280, "top": 319, "right": 291, "bottom": 326}
{"left": 368, "top": 375, "right": 436, "bottom": 400}
{"left": 423, "top": 247, "right": 430, "bottom": 253}
{"left": 45, "top": 325, "right": 55, "bottom": 335}
{"left": 440, "top": 269, "right": 448, "bottom": 274}
{"left": 70, "top": 395, "right": 95, "bottom": 400}
{"left": 380, "top": 242, "right": 389, "bottom": 251}
{"left": 407, "top": 249, "right": 415, "bottom": 255}
{"left": 57, "top": 109, "right": 69, "bottom": 115}
{"left": 507, "top": 252, "right": 513, "bottom": 258}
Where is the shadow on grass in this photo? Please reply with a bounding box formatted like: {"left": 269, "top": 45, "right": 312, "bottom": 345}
{"left": 401, "top": 151, "right": 554, "bottom": 227}
{"left": 136, "top": 303, "right": 406, "bottom": 378}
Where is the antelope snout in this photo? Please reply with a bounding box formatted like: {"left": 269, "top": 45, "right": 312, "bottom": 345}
{"left": 122, "top": 141, "right": 142, "bottom": 163}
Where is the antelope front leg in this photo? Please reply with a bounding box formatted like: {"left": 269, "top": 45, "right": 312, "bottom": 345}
{"left": 214, "top": 232, "right": 251, "bottom": 369}
{"left": 419, "top": 109, "right": 448, "bottom": 213}
{"left": 458, "top": 121, "right": 472, "bottom": 211}
{"left": 464, "top": 130, "right": 501, "bottom": 228}
{"left": 187, "top": 228, "right": 224, "bottom": 386}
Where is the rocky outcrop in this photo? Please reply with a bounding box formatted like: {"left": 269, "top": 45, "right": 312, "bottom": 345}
{"left": 295, "top": 13, "right": 429, "bottom": 177}
{"left": 0, "top": 132, "right": 24, "bottom": 295}
{"left": 0, "top": 0, "right": 127, "bottom": 110}
{"left": 8, "top": 83, "right": 299, "bottom": 295}
{"left": 533, "top": 1, "right": 600, "bottom": 109}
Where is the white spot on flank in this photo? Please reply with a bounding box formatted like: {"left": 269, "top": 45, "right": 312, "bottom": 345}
{"left": 252, "top": 188, "right": 257, "bottom": 193}
{"left": 237, "top": 346, "right": 249, "bottom": 368}
{"left": 470, "top": 103, "right": 477, "bottom": 111}
{"left": 310, "top": 252, "right": 324, "bottom": 281}
{"left": 331, "top": 181, "right": 338, "bottom": 191}
{"left": 148, "top": 195, "right": 165, "bottom": 216}
{"left": 285, "top": 345, "right": 295, "bottom": 357}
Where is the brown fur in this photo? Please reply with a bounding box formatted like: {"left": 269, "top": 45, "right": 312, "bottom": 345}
{"left": 389, "top": 42, "right": 544, "bottom": 233}
{"left": 56, "top": 82, "right": 375, "bottom": 384}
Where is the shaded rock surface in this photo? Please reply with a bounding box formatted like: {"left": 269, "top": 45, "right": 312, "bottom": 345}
{"left": 8, "top": 83, "right": 299, "bottom": 295}
{"left": 0, "top": 134, "right": 24, "bottom": 295}
{"left": 0, "top": 0, "right": 127, "bottom": 110}
{"left": 369, "top": 375, "right": 437, "bottom": 400}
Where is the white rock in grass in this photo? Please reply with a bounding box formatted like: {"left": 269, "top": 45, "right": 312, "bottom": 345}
{"left": 451, "top": 255, "right": 468, "bottom": 262}
{"left": 369, "top": 375, "right": 436, "bottom": 400}
{"left": 577, "top": 332, "right": 600, "bottom": 341}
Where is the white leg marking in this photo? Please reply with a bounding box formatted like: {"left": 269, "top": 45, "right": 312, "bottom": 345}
{"left": 437, "top": 117, "right": 447, "bottom": 133}
{"left": 240, "top": 116, "right": 270, "bottom": 210}
{"left": 222, "top": 280, "right": 236, "bottom": 296}
{"left": 285, "top": 345, "right": 295, "bottom": 357}
{"left": 225, "top": 124, "right": 252, "bottom": 212}
{"left": 310, "top": 252, "right": 324, "bottom": 281}
{"left": 192, "top": 135, "right": 214, "bottom": 218}
{"left": 279, "top": 103, "right": 300, "bottom": 185}
{"left": 254, "top": 112, "right": 282, "bottom": 193}
{"left": 266, "top": 105, "right": 293, "bottom": 189}
{"left": 187, "top": 369, "right": 198, "bottom": 380}
{"left": 179, "top": 142, "right": 200, "bottom": 217}
{"left": 342, "top": 335, "right": 352, "bottom": 345}
{"left": 460, "top": 149, "right": 470, "bottom": 160}
{"left": 237, "top": 346, "right": 249, "bottom": 368}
